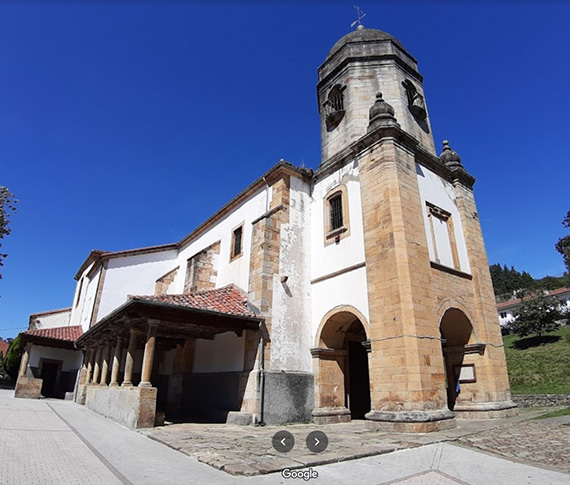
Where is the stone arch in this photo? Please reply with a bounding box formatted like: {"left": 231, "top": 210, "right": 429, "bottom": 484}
{"left": 312, "top": 305, "right": 371, "bottom": 423}
{"left": 437, "top": 299, "right": 480, "bottom": 343}
{"left": 439, "top": 307, "right": 475, "bottom": 411}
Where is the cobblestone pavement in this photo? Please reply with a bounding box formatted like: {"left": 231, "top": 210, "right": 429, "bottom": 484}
{"left": 141, "top": 408, "right": 566, "bottom": 477}
{"left": 457, "top": 416, "right": 570, "bottom": 473}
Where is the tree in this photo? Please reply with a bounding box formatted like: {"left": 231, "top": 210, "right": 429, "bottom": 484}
{"left": 0, "top": 186, "right": 17, "bottom": 280}
{"left": 555, "top": 210, "right": 570, "bottom": 276}
{"left": 510, "top": 294, "right": 565, "bottom": 338}
{"left": 2, "top": 334, "right": 23, "bottom": 381}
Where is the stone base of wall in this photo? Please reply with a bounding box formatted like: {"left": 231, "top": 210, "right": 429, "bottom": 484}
{"left": 365, "top": 409, "right": 457, "bottom": 433}
{"left": 85, "top": 385, "right": 157, "bottom": 429}
{"left": 512, "top": 394, "right": 570, "bottom": 407}
{"left": 312, "top": 407, "right": 351, "bottom": 424}
{"left": 226, "top": 411, "right": 254, "bottom": 426}
{"left": 453, "top": 400, "right": 518, "bottom": 419}
{"left": 14, "top": 376, "right": 42, "bottom": 399}
{"left": 263, "top": 371, "right": 314, "bottom": 425}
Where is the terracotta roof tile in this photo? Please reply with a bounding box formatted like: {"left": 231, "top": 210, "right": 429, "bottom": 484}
{"left": 0, "top": 341, "right": 9, "bottom": 356}
{"left": 133, "top": 284, "right": 258, "bottom": 319}
{"left": 496, "top": 287, "right": 570, "bottom": 310}
{"left": 23, "top": 325, "right": 83, "bottom": 343}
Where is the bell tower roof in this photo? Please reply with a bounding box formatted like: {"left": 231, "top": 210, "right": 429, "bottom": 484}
{"left": 326, "top": 27, "right": 406, "bottom": 60}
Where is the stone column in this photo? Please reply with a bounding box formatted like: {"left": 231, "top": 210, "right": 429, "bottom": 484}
{"left": 110, "top": 338, "right": 124, "bottom": 387}
{"left": 92, "top": 346, "right": 103, "bottom": 385}
{"left": 100, "top": 343, "right": 111, "bottom": 386}
{"left": 18, "top": 342, "right": 32, "bottom": 377}
{"left": 139, "top": 323, "right": 158, "bottom": 388}
{"left": 86, "top": 348, "right": 95, "bottom": 384}
{"left": 122, "top": 328, "right": 139, "bottom": 387}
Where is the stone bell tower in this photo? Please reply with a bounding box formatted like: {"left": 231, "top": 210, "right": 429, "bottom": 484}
{"left": 315, "top": 25, "right": 515, "bottom": 432}
{"left": 318, "top": 24, "right": 435, "bottom": 165}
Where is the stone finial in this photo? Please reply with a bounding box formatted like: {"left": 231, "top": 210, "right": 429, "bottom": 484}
{"left": 368, "top": 92, "right": 399, "bottom": 132}
{"left": 440, "top": 140, "right": 463, "bottom": 170}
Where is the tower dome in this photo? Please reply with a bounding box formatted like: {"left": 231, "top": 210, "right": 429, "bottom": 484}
{"left": 327, "top": 27, "right": 406, "bottom": 60}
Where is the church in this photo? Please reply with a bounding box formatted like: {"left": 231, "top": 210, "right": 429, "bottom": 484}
{"left": 16, "top": 24, "right": 516, "bottom": 432}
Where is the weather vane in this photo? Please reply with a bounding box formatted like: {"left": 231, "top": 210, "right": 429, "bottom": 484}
{"left": 350, "top": 5, "right": 366, "bottom": 29}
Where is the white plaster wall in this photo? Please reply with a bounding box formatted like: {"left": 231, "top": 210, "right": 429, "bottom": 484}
{"left": 28, "top": 345, "right": 82, "bottom": 372}
{"left": 69, "top": 263, "right": 96, "bottom": 328}
{"left": 97, "top": 250, "right": 178, "bottom": 321}
{"left": 171, "top": 187, "right": 270, "bottom": 294}
{"left": 310, "top": 160, "right": 366, "bottom": 280}
{"left": 79, "top": 267, "right": 102, "bottom": 331}
{"left": 193, "top": 332, "right": 245, "bottom": 373}
{"left": 270, "top": 177, "right": 313, "bottom": 372}
{"left": 311, "top": 266, "right": 370, "bottom": 345}
{"left": 415, "top": 163, "right": 471, "bottom": 273}
{"left": 31, "top": 310, "right": 71, "bottom": 330}
{"left": 498, "top": 310, "right": 515, "bottom": 327}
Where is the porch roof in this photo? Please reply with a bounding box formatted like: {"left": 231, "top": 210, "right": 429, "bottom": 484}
{"left": 76, "top": 285, "right": 263, "bottom": 347}
{"left": 21, "top": 325, "right": 83, "bottom": 350}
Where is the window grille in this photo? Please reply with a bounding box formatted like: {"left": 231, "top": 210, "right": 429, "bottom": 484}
{"left": 232, "top": 226, "right": 243, "bottom": 257}
{"left": 329, "top": 194, "right": 343, "bottom": 231}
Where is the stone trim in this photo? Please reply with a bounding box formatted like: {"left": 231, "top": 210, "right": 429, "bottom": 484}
{"left": 155, "top": 266, "right": 179, "bottom": 295}
{"left": 89, "top": 263, "right": 107, "bottom": 329}
{"left": 430, "top": 261, "right": 472, "bottom": 280}
{"left": 311, "top": 262, "right": 365, "bottom": 285}
{"left": 323, "top": 184, "right": 351, "bottom": 245}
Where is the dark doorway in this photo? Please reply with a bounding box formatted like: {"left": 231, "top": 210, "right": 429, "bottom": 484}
{"left": 40, "top": 362, "right": 59, "bottom": 398}
{"left": 348, "top": 340, "right": 371, "bottom": 419}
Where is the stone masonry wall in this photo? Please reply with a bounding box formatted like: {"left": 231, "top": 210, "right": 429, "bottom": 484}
{"left": 184, "top": 241, "right": 220, "bottom": 294}
{"left": 512, "top": 394, "right": 570, "bottom": 407}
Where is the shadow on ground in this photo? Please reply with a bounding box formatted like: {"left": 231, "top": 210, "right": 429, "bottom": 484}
{"left": 511, "top": 335, "right": 560, "bottom": 350}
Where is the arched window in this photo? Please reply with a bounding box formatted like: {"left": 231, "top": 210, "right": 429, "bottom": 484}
{"left": 323, "top": 84, "right": 346, "bottom": 131}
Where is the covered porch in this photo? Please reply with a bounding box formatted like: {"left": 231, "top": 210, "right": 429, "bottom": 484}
{"left": 75, "top": 286, "right": 263, "bottom": 429}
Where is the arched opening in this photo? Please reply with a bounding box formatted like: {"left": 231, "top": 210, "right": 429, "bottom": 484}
{"left": 440, "top": 308, "right": 474, "bottom": 410}
{"left": 315, "top": 310, "right": 371, "bottom": 420}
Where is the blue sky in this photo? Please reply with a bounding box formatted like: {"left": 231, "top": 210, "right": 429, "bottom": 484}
{"left": 1, "top": 2, "right": 569, "bottom": 339}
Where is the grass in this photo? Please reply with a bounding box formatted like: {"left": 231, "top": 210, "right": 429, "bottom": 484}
{"left": 533, "top": 407, "right": 570, "bottom": 419}
{"left": 503, "top": 325, "right": 570, "bottom": 394}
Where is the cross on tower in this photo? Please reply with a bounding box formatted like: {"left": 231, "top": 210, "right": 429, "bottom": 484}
{"left": 350, "top": 5, "right": 367, "bottom": 29}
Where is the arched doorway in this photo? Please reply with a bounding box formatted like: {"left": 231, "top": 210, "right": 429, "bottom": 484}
{"left": 314, "top": 309, "right": 371, "bottom": 420}
{"left": 440, "top": 308, "right": 474, "bottom": 410}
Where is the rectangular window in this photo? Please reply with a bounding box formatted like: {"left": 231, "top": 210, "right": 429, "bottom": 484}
{"left": 500, "top": 312, "right": 507, "bottom": 319}
{"left": 231, "top": 226, "right": 243, "bottom": 259}
{"left": 329, "top": 194, "right": 343, "bottom": 231}
{"left": 426, "top": 202, "right": 460, "bottom": 270}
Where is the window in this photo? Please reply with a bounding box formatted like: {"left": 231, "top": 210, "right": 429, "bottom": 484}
{"left": 329, "top": 194, "right": 343, "bottom": 230}
{"left": 426, "top": 202, "right": 460, "bottom": 270}
{"left": 230, "top": 225, "right": 243, "bottom": 261}
{"left": 324, "top": 186, "right": 350, "bottom": 245}
{"left": 323, "top": 84, "right": 346, "bottom": 131}
{"left": 500, "top": 312, "right": 507, "bottom": 319}
{"left": 74, "top": 278, "right": 84, "bottom": 308}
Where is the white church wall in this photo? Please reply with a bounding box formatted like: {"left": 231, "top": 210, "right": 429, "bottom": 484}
{"left": 28, "top": 345, "right": 82, "bottom": 372}
{"left": 97, "top": 250, "right": 178, "bottom": 321}
{"left": 30, "top": 309, "right": 71, "bottom": 330}
{"left": 172, "top": 186, "right": 270, "bottom": 294}
{"left": 270, "top": 176, "right": 313, "bottom": 372}
{"left": 69, "top": 262, "right": 96, "bottom": 328}
{"left": 310, "top": 159, "right": 366, "bottom": 281}
{"left": 79, "top": 267, "right": 102, "bottom": 331}
{"left": 193, "top": 332, "right": 245, "bottom": 373}
{"left": 311, "top": 265, "right": 370, "bottom": 343}
{"left": 415, "top": 162, "right": 471, "bottom": 273}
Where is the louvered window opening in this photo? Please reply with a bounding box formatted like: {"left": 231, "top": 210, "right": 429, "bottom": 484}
{"left": 329, "top": 194, "right": 343, "bottom": 231}
{"left": 324, "top": 92, "right": 344, "bottom": 118}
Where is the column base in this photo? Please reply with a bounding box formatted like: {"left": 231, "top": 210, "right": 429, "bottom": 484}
{"left": 312, "top": 407, "right": 351, "bottom": 424}
{"left": 109, "top": 383, "right": 119, "bottom": 387}
{"left": 121, "top": 381, "right": 133, "bottom": 387}
{"left": 139, "top": 381, "right": 152, "bottom": 388}
{"left": 453, "top": 401, "right": 518, "bottom": 419}
{"left": 365, "top": 409, "right": 456, "bottom": 433}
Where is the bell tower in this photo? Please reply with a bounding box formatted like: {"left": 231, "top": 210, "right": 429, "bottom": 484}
{"left": 318, "top": 25, "right": 436, "bottom": 165}
{"left": 310, "top": 24, "right": 515, "bottom": 431}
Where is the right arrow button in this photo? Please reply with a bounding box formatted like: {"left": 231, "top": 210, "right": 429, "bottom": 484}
{"left": 306, "top": 430, "right": 328, "bottom": 453}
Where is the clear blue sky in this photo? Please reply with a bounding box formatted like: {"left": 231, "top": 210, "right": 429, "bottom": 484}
{"left": 1, "top": 2, "right": 569, "bottom": 339}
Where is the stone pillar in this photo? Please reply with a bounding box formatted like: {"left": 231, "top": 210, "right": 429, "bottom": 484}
{"left": 100, "top": 344, "right": 111, "bottom": 386}
{"left": 110, "top": 338, "right": 124, "bottom": 387}
{"left": 139, "top": 323, "right": 158, "bottom": 388}
{"left": 85, "top": 348, "right": 94, "bottom": 384}
{"left": 122, "top": 328, "right": 139, "bottom": 387}
{"left": 18, "top": 342, "right": 32, "bottom": 377}
{"left": 92, "top": 346, "right": 103, "bottom": 385}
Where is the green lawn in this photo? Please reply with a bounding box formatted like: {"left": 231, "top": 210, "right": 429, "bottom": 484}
{"left": 533, "top": 407, "right": 570, "bottom": 419}
{"left": 504, "top": 325, "right": 570, "bottom": 394}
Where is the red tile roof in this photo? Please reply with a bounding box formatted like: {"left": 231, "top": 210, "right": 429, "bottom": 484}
{"left": 132, "top": 284, "right": 258, "bottom": 319}
{"left": 23, "top": 325, "right": 83, "bottom": 343}
{"left": 0, "top": 340, "right": 9, "bottom": 357}
{"left": 496, "top": 287, "right": 570, "bottom": 310}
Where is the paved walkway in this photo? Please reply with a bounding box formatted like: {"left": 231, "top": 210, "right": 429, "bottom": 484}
{"left": 1, "top": 389, "right": 569, "bottom": 484}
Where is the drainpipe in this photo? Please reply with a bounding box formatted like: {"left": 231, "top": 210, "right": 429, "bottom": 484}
{"left": 257, "top": 323, "right": 266, "bottom": 426}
